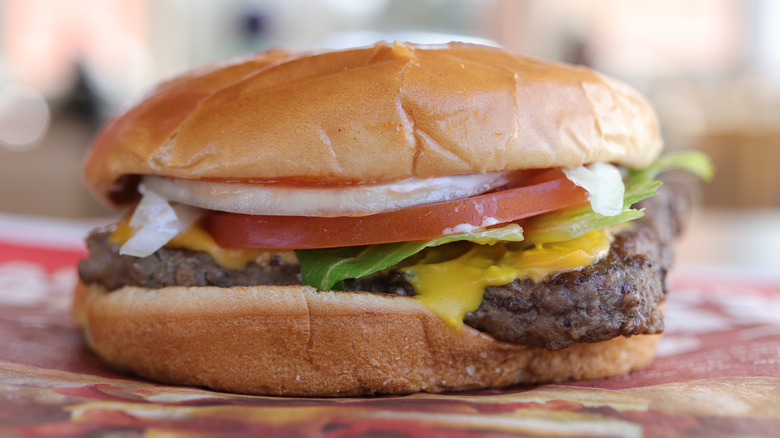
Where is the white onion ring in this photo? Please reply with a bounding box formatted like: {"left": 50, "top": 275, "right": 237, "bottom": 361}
{"left": 143, "top": 172, "right": 520, "bottom": 217}
{"left": 563, "top": 163, "right": 625, "bottom": 217}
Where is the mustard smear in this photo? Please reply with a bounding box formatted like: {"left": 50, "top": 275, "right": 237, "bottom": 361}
{"left": 401, "top": 230, "right": 612, "bottom": 327}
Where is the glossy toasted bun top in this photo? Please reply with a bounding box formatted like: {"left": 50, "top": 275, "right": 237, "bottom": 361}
{"left": 83, "top": 42, "right": 662, "bottom": 208}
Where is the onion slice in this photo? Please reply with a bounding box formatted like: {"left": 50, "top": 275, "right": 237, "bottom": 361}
{"left": 143, "top": 171, "right": 523, "bottom": 217}
{"left": 119, "top": 184, "right": 202, "bottom": 257}
{"left": 563, "top": 163, "right": 624, "bottom": 216}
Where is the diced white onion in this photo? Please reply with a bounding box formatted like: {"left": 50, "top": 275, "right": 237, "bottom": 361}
{"left": 119, "top": 184, "right": 202, "bottom": 258}
{"left": 442, "top": 217, "right": 500, "bottom": 235}
{"left": 563, "top": 163, "right": 624, "bottom": 217}
{"left": 142, "top": 171, "right": 520, "bottom": 217}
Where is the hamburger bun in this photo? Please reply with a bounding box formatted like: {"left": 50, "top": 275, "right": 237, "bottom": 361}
{"left": 83, "top": 41, "right": 661, "bottom": 208}
{"left": 73, "top": 281, "right": 660, "bottom": 396}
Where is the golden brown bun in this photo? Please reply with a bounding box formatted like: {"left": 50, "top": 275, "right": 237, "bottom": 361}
{"left": 83, "top": 42, "right": 662, "bottom": 208}
{"left": 73, "top": 281, "right": 660, "bottom": 397}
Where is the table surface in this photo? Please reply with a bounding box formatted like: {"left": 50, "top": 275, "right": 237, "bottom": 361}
{"left": 1, "top": 209, "right": 778, "bottom": 437}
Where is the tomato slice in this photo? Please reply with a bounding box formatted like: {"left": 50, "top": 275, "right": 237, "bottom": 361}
{"left": 203, "top": 169, "right": 588, "bottom": 249}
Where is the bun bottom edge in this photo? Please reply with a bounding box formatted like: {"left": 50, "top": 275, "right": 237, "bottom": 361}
{"left": 73, "top": 281, "right": 661, "bottom": 397}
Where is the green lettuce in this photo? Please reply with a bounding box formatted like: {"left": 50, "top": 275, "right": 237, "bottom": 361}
{"left": 296, "top": 151, "right": 713, "bottom": 291}
{"left": 524, "top": 150, "right": 713, "bottom": 244}
{"left": 296, "top": 224, "right": 524, "bottom": 290}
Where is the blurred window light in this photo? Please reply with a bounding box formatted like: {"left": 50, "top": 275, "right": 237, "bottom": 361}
{"left": 321, "top": 0, "right": 389, "bottom": 22}
{"left": 754, "top": 0, "right": 780, "bottom": 90}
{"left": 320, "top": 31, "right": 498, "bottom": 50}
{"left": 3, "top": 0, "right": 151, "bottom": 112}
{"left": 515, "top": 0, "right": 745, "bottom": 77}
{"left": 0, "top": 84, "right": 50, "bottom": 150}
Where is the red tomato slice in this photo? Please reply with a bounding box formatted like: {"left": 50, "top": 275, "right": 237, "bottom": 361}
{"left": 203, "top": 169, "right": 588, "bottom": 249}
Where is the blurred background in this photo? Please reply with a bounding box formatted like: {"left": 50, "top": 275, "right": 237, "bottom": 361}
{"left": 0, "top": 0, "right": 778, "bottom": 224}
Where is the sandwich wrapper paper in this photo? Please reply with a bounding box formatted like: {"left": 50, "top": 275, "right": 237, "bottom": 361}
{"left": 1, "top": 214, "right": 778, "bottom": 437}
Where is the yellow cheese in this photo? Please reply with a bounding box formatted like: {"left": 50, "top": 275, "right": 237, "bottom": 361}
{"left": 401, "top": 230, "right": 612, "bottom": 327}
{"left": 109, "top": 217, "right": 280, "bottom": 270}
{"left": 107, "top": 216, "right": 135, "bottom": 246}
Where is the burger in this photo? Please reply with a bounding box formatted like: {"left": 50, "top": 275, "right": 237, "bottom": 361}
{"left": 73, "top": 42, "right": 711, "bottom": 396}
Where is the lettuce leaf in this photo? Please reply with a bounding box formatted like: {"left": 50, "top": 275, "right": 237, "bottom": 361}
{"left": 521, "top": 179, "right": 656, "bottom": 245}
{"left": 525, "top": 150, "right": 713, "bottom": 244}
{"left": 296, "top": 224, "right": 524, "bottom": 290}
{"left": 296, "top": 151, "right": 713, "bottom": 290}
{"left": 626, "top": 149, "right": 714, "bottom": 187}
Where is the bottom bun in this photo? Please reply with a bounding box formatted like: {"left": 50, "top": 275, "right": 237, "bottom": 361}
{"left": 73, "top": 281, "right": 660, "bottom": 397}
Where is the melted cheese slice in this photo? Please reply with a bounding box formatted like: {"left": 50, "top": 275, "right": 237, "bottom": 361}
{"left": 401, "top": 230, "right": 612, "bottom": 327}
{"left": 111, "top": 217, "right": 611, "bottom": 327}
{"left": 109, "top": 218, "right": 294, "bottom": 270}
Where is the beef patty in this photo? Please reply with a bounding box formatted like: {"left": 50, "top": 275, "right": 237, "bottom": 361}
{"left": 78, "top": 183, "right": 690, "bottom": 350}
{"left": 464, "top": 226, "right": 665, "bottom": 349}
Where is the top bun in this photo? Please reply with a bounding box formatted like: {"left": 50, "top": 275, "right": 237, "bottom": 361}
{"left": 83, "top": 42, "right": 662, "bottom": 208}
